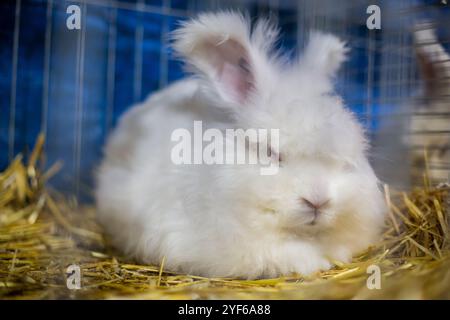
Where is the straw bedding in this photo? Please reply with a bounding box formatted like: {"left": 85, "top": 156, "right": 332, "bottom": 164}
{"left": 1, "top": 135, "right": 449, "bottom": 299}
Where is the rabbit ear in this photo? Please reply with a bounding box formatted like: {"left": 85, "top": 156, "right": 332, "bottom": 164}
{"left": 172, "top": 12, "right": 256, "bottom": 105}
{"left": 414, "top": 26, "right": 450, "bottom": 97}
{"left": 300, "top": 32, "right": 348, "bottom": 78}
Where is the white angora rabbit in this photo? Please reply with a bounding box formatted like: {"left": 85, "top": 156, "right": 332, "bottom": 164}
{"left": 96, "top": 12, "right": 386, "bottom": 279}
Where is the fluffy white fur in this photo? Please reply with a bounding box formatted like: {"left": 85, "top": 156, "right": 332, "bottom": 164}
{"left": 96, "top": 12, "right": 386, "bottom": 279}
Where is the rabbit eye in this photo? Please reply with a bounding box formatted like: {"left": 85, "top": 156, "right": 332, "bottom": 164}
{"left": 277, "top": 152, "right": 283, "bottom": 163}
{"left": 255, "top": 144, "right": 283, "bottom": 165}
{"left": 238, "top": 57, "right": 251, "bottom": 74}
{"left": 269, "top": 148, "right": 283, "bottom": 163}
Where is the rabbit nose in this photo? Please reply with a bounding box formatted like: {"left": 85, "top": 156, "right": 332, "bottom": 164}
{"left": 300, "top": 197, "right": 330, "bottom": 211}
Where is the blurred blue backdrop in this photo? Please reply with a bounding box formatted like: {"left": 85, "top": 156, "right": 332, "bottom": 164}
{"left": 0, "top": 0, "right": 449, "bottom": 199}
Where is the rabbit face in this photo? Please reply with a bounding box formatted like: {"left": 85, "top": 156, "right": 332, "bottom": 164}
{"left": 212, "top": 91, "right": 383, "bottom": 239}
{"left": 173, "top": 12, "right": 385, "bottom": 240}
